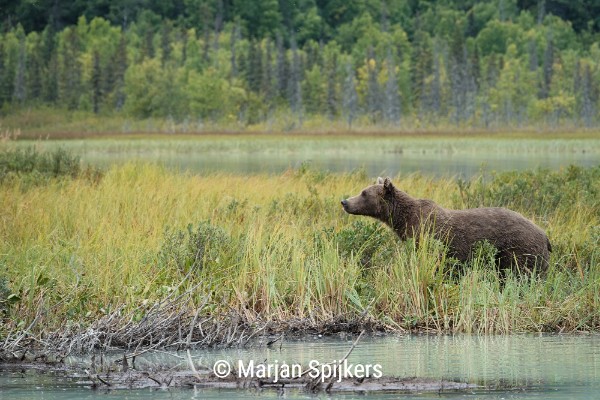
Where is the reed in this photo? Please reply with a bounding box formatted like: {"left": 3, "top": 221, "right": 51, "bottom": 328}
{"left": 0, "top": 149, "right": 598, "bottom": 345}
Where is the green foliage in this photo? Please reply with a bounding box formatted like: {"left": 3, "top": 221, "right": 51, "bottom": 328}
{"left": 0, "top": 276, "right": 13, "bottom": 316}
{"left": 457, "top": 165, "right": 600, "bottom": 217}
{"left": 0, "top": 146, "right": 81, "bottom": 182}
{"left": 159, "top": 221, "right": 233, "bottom": 275}
{"left": 1, "top": 2, "right": 600, "bottom": 129}
{"left": 0, "top": 146, "right": 104, "bottom": 190}
{"left": 333, "top": 220, "right": 397, "bottom": 268}
{"left": 470, "top": 240, "right": 500, "bottom": 272}
{"left": 476, "top": 20, "right": 524, "bottom": 56}
{"left": 124, "top": 59, "right": 244, "bottom": 121}
{"left": 234, "top": 0, "right": 281, "bottom": 38}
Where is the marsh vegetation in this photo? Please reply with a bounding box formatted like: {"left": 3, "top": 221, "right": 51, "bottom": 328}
{"left": 0, "top": 144, "right": 598, "bottom": 357}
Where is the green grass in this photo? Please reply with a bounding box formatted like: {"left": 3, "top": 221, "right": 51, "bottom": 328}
{"left": 0, "top": 146, "right": 598, "bottom": 338}
{"left": 10, "top": 133, "right": 600, "bottom": 154}
{"left": 3, "top": 107, "right": 600, "bottom": 140}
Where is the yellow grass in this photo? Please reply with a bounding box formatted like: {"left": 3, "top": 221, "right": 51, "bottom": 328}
{"left": 0, "top": 162, "right": 599, "bottom": 335}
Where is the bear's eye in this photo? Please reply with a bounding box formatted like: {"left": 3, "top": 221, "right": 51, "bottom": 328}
{"left": 361, "top": 191, "right": 366, "bottom": 197}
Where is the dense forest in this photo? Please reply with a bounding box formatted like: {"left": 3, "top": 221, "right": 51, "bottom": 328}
{"left": 2, "top": 0, "right": 600, "bottom": 130}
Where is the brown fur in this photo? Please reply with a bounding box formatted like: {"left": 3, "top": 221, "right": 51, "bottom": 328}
{"left": 341, "top": 177, "right": 551, "bottom": 273}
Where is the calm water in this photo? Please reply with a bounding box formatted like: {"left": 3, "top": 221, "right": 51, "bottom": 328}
{"left": 20, "top": 136, "right": 600, "bottom": 177}
{"left": 83, "top": 151, "right": 600, "bottom": 178}
{"left": 2, "top": 334, "right": 599, "bottom": 399}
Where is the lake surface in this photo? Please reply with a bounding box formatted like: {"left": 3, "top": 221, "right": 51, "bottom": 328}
{"left": 19, "top": 136, "right": 600, "bottom": 177}
{"left": 83, "top": 150, "right": 600, "bottom": 178}
{"left": 2, "top": 334, "right": 599, "bottom": 399}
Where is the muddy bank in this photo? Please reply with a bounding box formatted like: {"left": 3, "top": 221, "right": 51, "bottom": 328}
{"left": 0, "top": 286, "right": 386, "bottom": 365}
{"left": 0, "top": 319, "right": 381, "bottom": 366}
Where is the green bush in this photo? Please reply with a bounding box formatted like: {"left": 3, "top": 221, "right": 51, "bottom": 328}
{"left": 159, "top": 221, "right": 233, "bottom": 274}
{"left": 0, "top": 276, "right": 16, "bottom": 318}
{"left": 333, "top": 220, "right": 397, "bottom": 268}
{"left": 458, "top": 165, "right": 600, "bottom": 217}
{"left": 0, "top": 146, "right": 105, "bottom": 188}
{"left": 0, "top": 146, "right": 81, "bottom": 181}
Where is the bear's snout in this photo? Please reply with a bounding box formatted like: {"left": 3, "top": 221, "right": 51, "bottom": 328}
{"left": 340, "top": 199, "right": 354, "bottom": 214}
{"left": 341, "top": 199, "right": 351, "bottom": 213}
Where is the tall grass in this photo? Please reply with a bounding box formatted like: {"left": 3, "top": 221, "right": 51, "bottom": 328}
{"left": 0, "top": 156, "right": 598, "bottom": 338}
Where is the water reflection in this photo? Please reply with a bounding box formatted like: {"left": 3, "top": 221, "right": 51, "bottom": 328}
{"left": 2, "top": 334, "right": 599, "bottom": 399}
{"left": 82, "top": 151, "right": 599, "bottom": 178}
{"left": 130, "top": 334, "right": 600, "bottom": 387}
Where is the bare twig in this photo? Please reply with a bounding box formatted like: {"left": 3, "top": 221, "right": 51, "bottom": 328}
{"left": 187, "top": 349, "right": 202, "bottom": 381}
{"left": 339, "top": 330, "right": 364, "bottom": 364}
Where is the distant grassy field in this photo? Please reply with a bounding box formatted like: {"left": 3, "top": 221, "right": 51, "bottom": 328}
{"left": 12, "top": 133, "right": 600, "bottom": 153}
{"left": 0, "top": 145, "right": 598, "bottom": 340}
{"left": 3, "top": 107, "right": 600, "bottom": 140}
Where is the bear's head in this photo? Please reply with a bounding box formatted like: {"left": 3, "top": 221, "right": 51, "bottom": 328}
{"left": 341, "top": 177, "right": 396, "bottom": 220}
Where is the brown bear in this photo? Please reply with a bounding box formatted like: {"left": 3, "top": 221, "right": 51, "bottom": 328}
{"left": 341, "top": 177, "right": 551, "bottom": 273}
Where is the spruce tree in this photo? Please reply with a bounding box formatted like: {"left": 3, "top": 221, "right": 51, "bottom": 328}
{"left": 263, "top": 38, "right": 274, "bottom": 108}
{"left": 247, "top": 39, "right": 263, "bottom": 94}
{"left": 326, "top": 52, "right": 338, "bottom": 120}
{"left": 13, "top": 32, "right": 26, "bottom": 104}
{"left": 65, "top": 27, "right": 82, "bottom": 109}
{"left": 160, "top": 20, "right": 172, "bottom": 66}
{"left": 383, "top": 49, "right": 401, "bottom": 125}
{"left": 540, "top": 37, "right": 554, "bottom": 99}
{"left": 411, "top": 22, "right": 431, "bottom": 113}
{"left": 27, "top": 35, "right": 43, "bottom": 101}
{"left": 342, "top": 62, "right": 358, "bottom": 128}
{"left": 91, "top": 50, "right": 102, "bottom": 114}
{"left": 0, "top": 43, "right": 7, "bottom": 105}
{"left": 428, "top": 40, "right": 442, "bottom": 119}
{"left": 114, "top": 32, "right": 127, "bottom": 110}
{"left": 289, "top": 34, "right": 303, "bottom": 126}
{"left": 366, "top": 46, "right": 382, "bottom": 123}
{"left": 275, "top": 31, "right": 288, "bottom": 100}
{"left": 580, "top": 64, "right": 595, "bottom": 127}
{"left": 230, "top": 20, "right": 240, "bottom": 80}
{"left": 41, "top": 25, "right": 58, "bottom": 103}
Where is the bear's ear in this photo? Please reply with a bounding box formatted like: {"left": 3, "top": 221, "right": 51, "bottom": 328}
{"left": 376, "top": 177, "right": 385, "bottom": 185}
{"left": 383, "top": 177, "right": 394, "bottom": 194}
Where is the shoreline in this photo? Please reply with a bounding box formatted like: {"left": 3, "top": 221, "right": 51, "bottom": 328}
{"left": 2, "top": 312, "right": 598, "bottom": 366}
{"left": 8, "top": 128, "right": 600, "bottom": 141}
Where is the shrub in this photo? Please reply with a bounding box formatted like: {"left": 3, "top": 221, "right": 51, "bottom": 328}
{"left": 158, "top": 221, "right": 233, "bottom": 274}
{"left": 333, "top": 220, "right": 397, "bottom": 268}
{"left": 0, "top": 276, "right": 17, "bottom": 318}
{"left": 0, "top": 146, "right": 80, "bottom": 181}
{"left": 0, "top": 146, "right": 104, "bottom": 187}
{"left": 457, "top": 165, "right": 600, "bottom": 217}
